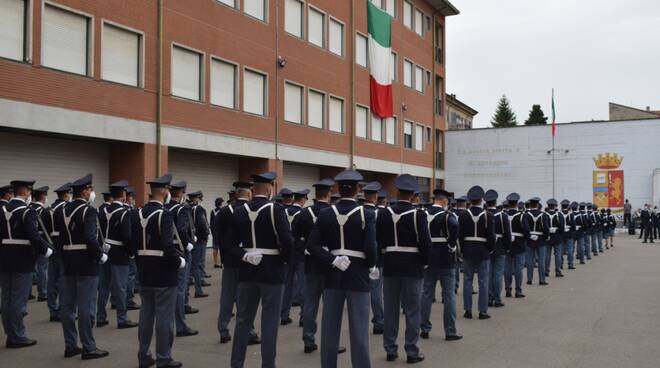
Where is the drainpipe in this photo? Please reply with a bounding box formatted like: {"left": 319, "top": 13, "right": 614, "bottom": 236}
{"left": 350, "top": 0, "right": 356, "bottom": 169}
{"left": 275, "top": 0, "right": 280, "bottom": 163}
{"left": 156, "top": 0, "right": 164, "bottom": 176}
{"left": 431, "top": 12, "right": 438, "bottom": 190}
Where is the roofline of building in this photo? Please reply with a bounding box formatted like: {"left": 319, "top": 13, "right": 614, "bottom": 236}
{"left": 446, "top": 94, "right": 478, "bottom": 115}
{"left": 609, "top": 102, "right": 660, "bottom": 116}
{"left": 453, "top": 117, "right": 660, "bottom": 132}
{"left": 429, "top": 0, "right": 460, "bottom": 16}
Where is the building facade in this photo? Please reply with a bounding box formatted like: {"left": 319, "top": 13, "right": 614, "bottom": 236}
{"left": 609, "top": 102, "right": 660, "bottom": 121}
{"left": 446, "top": 93, "right": 477, "bottom": 130}
{"left": 0, "top": 0, "right": 458, "bottom": 204}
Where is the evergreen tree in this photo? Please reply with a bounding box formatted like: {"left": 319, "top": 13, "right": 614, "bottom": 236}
{"left": 524, "top": 104, "right": 548, "bottom": 125}
{"left": 491, "top": 95, "right": 517, "bottom": 128}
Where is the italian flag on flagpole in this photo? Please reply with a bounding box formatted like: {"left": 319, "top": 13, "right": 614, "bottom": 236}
{"left": 368, "top": 2, "right": 394, "bottom": 118}
{"left": 551, "top": 88, "right": 556, "bottom": 137}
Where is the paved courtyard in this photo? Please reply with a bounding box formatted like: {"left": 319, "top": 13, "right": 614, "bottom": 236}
{"left": 1, "top": 233, "right": 659, "bottom": 368}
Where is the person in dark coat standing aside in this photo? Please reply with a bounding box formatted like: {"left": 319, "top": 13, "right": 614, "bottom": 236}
{"left": 484, "top": 189, "right": 511, "bottom": 308}
{"left": 189, "top": 191, "right": 210, "bottom": 298}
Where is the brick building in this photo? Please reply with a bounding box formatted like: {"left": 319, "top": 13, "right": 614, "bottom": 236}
{"left": 0, "top": 0, "right": 459, "bottom": 204}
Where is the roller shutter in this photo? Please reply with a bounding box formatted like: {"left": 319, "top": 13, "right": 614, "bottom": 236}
{"left": 168, "top": 149, "right": 238, "bottom": 205}
{"left": 283, "top": 163, "right": 319, "bottom": 206}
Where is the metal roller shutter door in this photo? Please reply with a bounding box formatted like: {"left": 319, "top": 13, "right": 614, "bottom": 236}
{"left": 168, "top": 149, "right": 238, "bottom": 206}
{"left": 283, "top": 163, "right": 319, "bottom": 206}
{"left": 0, "top": 131, "right": 109, "bottom": 206}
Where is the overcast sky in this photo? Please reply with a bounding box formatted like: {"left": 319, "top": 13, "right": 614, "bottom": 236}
{"left": 446, "top": 0, "right": 660, "bottom": 128}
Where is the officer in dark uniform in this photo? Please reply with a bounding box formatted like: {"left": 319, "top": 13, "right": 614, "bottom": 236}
{"left": 96, "top": 189, "right": 114, "bottom": 323}
{"left": 0, "top": 185, "right": 13, "bottom": 205}
{"left": 215, "top": 181, "right": 260, "bottom": 345}
{"left": 189, "top": 191, "right": 210, "bottom": 298}
{"left": 125, "top": 186, "right": 140, "bottom": 310}
{"left": 420, "top": 188, "right": 462, "bottom": 341}
{"left": 30, "top": 186, "right": 52, "bottom": 302}
{"left": 47, "top": 183, "right": 72, "bottom": 322}
{"left": 132, "top": 174, "right": 184, "bottom": 368}
{"left": 96, "top": 180, "right": 138, "bottom": 329}
{"left": 55, "top": 174, "right": 109, "bottom": 359}
{"left": 210, "top": 197, "right": 224, "bottom": 269}
{"left": 377, "top": 174, "right": 430, "bottom": 364}
{"left": 307, "top": 170, "right": 377, "bottom": 368}
{"left": 504, "top": 193, "right": 529, "bottom": 298}
{"left": 279, "top": 188, "right": 294, "bottom": 207}
{"left": 544, "top": 199, "right": 565, "bottom": 277}
{"left": 641, "top": 204, "right": 653, "bottom": 243}
{"left": 485, "top": 189, "right": 511, "bottom": 308}
{"left": 591, "top": 204, "right": 603, "bottom": 253}
{"left": 561, "top": 201, "right": 577, "bottom": 270}
{"left": 525, "top": 197, "right": 549, "bottom": 285}
{"left": 362, "top": 181, "right": 384, "bottom": 336}
{"left": 0, "top": 180, "right": 52, "bottom": 348}
{"left": 166, "top": 181, "right": 198, "bottom": 337}
{"left": 227, "top": 172, "right": 294, "bottom": 368}
{"left": 281, "top": 188, "right": 309, "bottom": 326}
{"left": 458, "top": 186, "right": 495, "bottom": 320}
{"left": 574, "top": 203, "right": 589, "bottom": 263}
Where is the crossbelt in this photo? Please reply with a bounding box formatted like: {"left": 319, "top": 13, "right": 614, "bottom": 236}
{"left": 244, "top": 203, "right": 280, "bottom": 256}
{"left": 386, "top": 207, "right": 418, "bottom": 253}
{"left": 329, "top": 205, "right": 365, "bottom": 258}
{"left": 63, "top": 244, "right": 86, "bottom": 251}
{"left": 138, "top": 209, "right": 164, "bottom": 257}
{"left": 1, "top": 238, "right": 30, "bottom": 245}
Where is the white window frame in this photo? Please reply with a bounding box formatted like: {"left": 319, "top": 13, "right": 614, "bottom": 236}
{"left": 371, "top": 114, "right": 383, "bottom": 142}
{"left": 242, "top": 67, "right": 269, "bottom": 117}
{"left": 307, "top": 5, "right": 326, "bottom": 49}
{"left": 414, "top": 65, "right": 424, "bottom": 93}
{"left": 404, "top": 120, "right": 413, "bottom": 149}
{"left": 403, "top": 1, "right": 412, "bottom": 29}
{"left": 415, "top": 124, "right": 424, "bottom": 151}
{"left": 385, "top": 116, "right": 396, "bottom": 145}
{"left": 215, "top": 0, "right": 238, "bottom": 10}
{"left": 403, "top": 58, "right": 413, "bottom": 88}
{"left": 243, "top": 0, "right": 268, "bottom": 23}
{"left": 170, "top": 43, "right": 204, "bottom": 102}
{"left": 355, "top": 32, "right": 368, "bottom": 68}
{"left": 41, "top": 2, "right": 94, "bottom": 77}
{"left": 284, "top": 0, "right": 304, "bottom": 39}
{"left": 414, "top": 8, "right": 424, "bottom": 36}
{"left": 101, "top": 20, "right": 144, "bottom": 88}
{"left": 307, "top": 88, "right": 326, "bottom": 129}
{"left": 210, "top": 56, "right": 239, "bottom": 110}
{"left": 284, "top": 80, "right": 304, "bottom": 124}
{"left": 328, "top": 95, "right": 344, "bottom": 133}
{"left": 390, "top": 51, "right": 397, "bottom": 82}
{"left": 328, "top": 16, "right": 344, "bottom": 57}
{"left": 0, "top": 0, "right": 32, "bottom": 63}
{"left": 385, "top": 0, "right": 396, "bottom": 18}
{"left": 355, "top": 104, "right": 369, "bottom": 139}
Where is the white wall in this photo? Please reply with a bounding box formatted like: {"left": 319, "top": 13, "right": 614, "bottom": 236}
{"left": 445, "top": 118, "right": 660, "bottom": 210}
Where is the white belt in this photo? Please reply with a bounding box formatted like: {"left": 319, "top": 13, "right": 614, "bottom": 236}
{"left": 495, "top": 234, "right": 502, "bottom": 239}
{"left": 330, "top": 249, "right": 366, "bottom": 259}
{"left": 173, "top": 239, "right": 180, "bottom": 245}
{"left": 550, "top": 227, "right": 558, "bottom": 232}
{"left": 564, "top": 226, "right": 570, "bottom": 232}
{"left": 105, "top": 239, "right": 124, "bottom": 246}
{"left": 530, "top": 231, "right": 544, "bottom": 236}
{"left": 384, "top": 246, "right": 419, "bottom": 253}
{"left": 63, "top": 244, "right": 87, "bottom": 251}
{"left": 511, "top": 232, "right": 524, "bottom": 237}
{"left": 431, "top": 237, "right": 447, "bottom": 243}
{"left": 464, "top": 236, "right": 487, "bottom": 242}
{"left": 2, "top": 239, "right": 30, "bottom": 245}
{"left": 575, "top": 225, "right": 581, "bottom": 230}
{"left": 51, "top": 231, "right": 60, "bottom": 236}
{"left": 247, "top": 248, "right": 280, "bottom": 256}
{"left": 138, "top": 249, "right": 164, "bottom": 257}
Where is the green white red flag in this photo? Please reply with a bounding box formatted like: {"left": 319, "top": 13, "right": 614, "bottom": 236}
{"left": 368, "top": 2, "right": 393, "bottom": 118}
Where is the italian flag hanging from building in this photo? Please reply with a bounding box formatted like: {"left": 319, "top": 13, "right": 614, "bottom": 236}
{"left": 368, "top": 2, "right": 394, "bottom": 118}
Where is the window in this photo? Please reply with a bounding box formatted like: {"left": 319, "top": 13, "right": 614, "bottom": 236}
{"left": 426, "top": 70, "right": 431, "bottom": 86}
{"left": 385, "top": 117, "right": 396, "bottom": 144}
{"left": 403, "top": 59, "right": 413, "bottom": 87}
{"left": 284, "top": 0, "right": 303, "bottom": 38}
{"left": 426, "top": 126, "right": 432, "bottom": 142}
{"left": 171, "top": 45, "right": 202, "bottom": 101}
{"left": 386, "top": 0, "right": 396, "bottom": 17}
{"left": 371, "top": 115, "right": 383, "bottom": 142}
{"left": 414, "top": 9, "right": 423, "bottom": 36}
{"left": 426, "top": 15, "right": 432, "bottom": 31}
{"left": 356, "top": 105, "right": 368, "bottom": 138}
{"left": 403, "top": 1, "right": 412, "bottom": 29}
{"left": 436, "top": 75, "right": 444, "bottom": 115}
{"left": 0, "top": 0, "right": 27, "bottom": 62}
{"left": 329, "top": 96, "right": 343, "bottom": 133}
{"left": 244, "top": 0, "right": 267, "bottom": 22}
{"left": 435, "top": 24, "right": 444, "bottom": 63}
{"left": 414, "top": 65, "right": 423, "bottom": 92}
{"left": 308, "top": 7, "right": 325, "bottom": 48}
{"left": 355, "top": 33, "right": 367, "bottom": 67}
{"left": 210, "top": 58, "right": 237, "bottom": 109}
{"left": 42, "top": 4, "right": 91, "bottom": 76}
{"left": 329, "top": 18, "right": 343, "bottom": 56}
{"left": 216, "top": 0, "right": 237, "bottom": 8}
{"left": 285, "top": 82, "right": 303, "bottom": 124}
{"left": 404, "top": 121, "right": 413, "bottom": 148}
{"left": 102, "top": 23, "right": 141, "bottom": 87}
{"left": 390, "top": 52, "right": 397, "bottom": 81}
{"left": 308, "top": 90, "right": 325, "bottom": 128}
{"left": 244, "top": 69, "right": 267, "bottom": 115}
{"left": 415, "top": 124, "right": 423, "bottom": 151}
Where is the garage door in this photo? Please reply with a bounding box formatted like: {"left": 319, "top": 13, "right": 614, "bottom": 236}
{"left": 283, "top": 162, "right": 320, "bottom": 205}
{"left": 0, "top": 131, "right": 109, "bottom": 207}
{"left": 168, "top": 149, "right": 238, "bottom": 205}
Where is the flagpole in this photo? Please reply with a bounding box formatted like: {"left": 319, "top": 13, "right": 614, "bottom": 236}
{"left": 551, "top": 88, "right": 556, "bottom": 198}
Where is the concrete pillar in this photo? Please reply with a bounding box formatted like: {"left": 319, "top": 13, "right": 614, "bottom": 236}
{"left": 377, "top": 173, "right": 397, "bottom": 200}
{"left": 110, "top": 143, "right": 167, "bottom": 204}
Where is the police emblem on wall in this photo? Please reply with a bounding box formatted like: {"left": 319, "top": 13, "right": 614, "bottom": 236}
{"left": 592, "top": 153, "right": 624, "bottom": 209}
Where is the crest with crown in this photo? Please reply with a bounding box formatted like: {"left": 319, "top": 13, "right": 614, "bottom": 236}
{"left": 593, "top": 153, "right": 623, "bottom": 169}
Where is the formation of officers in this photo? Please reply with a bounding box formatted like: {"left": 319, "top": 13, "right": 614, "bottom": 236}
{"left": 0, "top": 170, "right": 618, "bottom": 368}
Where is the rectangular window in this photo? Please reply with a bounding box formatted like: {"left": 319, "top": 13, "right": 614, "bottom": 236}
{"left": 390, "top": 52, "right": 397, "bottom": 81}
{"left": 244, "top": 69, "right": 267, "bottom": 115}
{"left": 284, "top": 0, "right": 303, "bottom": 38}
{"left": 436, "top": 75, "right": 444, "bottom": 115}
{"left": 284, "top": 82, "right": 303, "bottom": 124}
{"left": 210, "top": 58, "right": 237, "bottom": 109}
{"left": 426, "top": 126, "right": 432, "bottom": 142}
{"left": 356, "top": 105, "right": 368, "bottom": 138}
{"left": 415, "top": 124, "right": 423, "bottom": 151}
{"left": 308, "top": 7, "right": 325, "bottom": 48}
{"left": 435, "top": 24, "right": 443, "bottom": 64}
{"left": 371, "top": 115, "right": 383, "bottom": 142}
{"left": 386, "top": 0, "right": 396, "bottom": 17}
{"left": 216, "top": 0, "right": 237, "bottom": 8}
{"left": 426, "top": 70, "right": 431, "bottom": 86}
{"left": 404, "top": 121, "right": 413, "bottom": 148}
{"left": 355, "top": 33, "right": 367, "bottom": 67}
{"left": 329, "top": 18, "right": 343, "bottom": 56}
{"left": 414, "top": 9, "right": 423, "bottom": 36}
{"left": 329, "top": 96, "right": 343, "bottom": 133}
{"left": 0, "top": 0, "right": 26, "bottom": 61}
{"left": 171, "top": 45, "right": 202, "bottom": 101}
{"left": 102, "top": 23, "right": 141, "bottom": 87}
{"left": 42, "top": 4, "right": 90, "bottom": 76}
{"left": 385, "top": 117, "right": 396, "bottom": 144}
{"left": 403, "top": 1, "right": 412, "bottom": 29}
{"left": 308, "top": 89, "right": 325, "bottom": 128}
{"left": 244, "top": 0, "right": 267, "bottom": 22}
{"left": 415, "top": 65, "right": 423, "bottom": 92}
{"left": 403, "top": 59, "right": 413, "bottom": 87}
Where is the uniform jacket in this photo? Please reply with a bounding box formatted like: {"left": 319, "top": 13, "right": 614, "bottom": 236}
{"left": 165, "top": 200, "right": 193, "bottom": 256}
{"left": 191, "top": 204, "right": 209, "bottom": 244}
{"left": 458, "top": 206, "right": 496, "bottom": 261}
{"left": 55, "top": 199, "right": 103, "bottom": 276}
{"left": 545, "top": 209, "right": 565, "bottom": 246}
{"left": 210, "top": 206, "right": 221, "bottom": 247}
{"left": 100, "top": 201, "right": 134, "bottom": 265}
{"left": 488, "top": 207, "right": 512, "bottom": 256}
{"left": 212, "top": 199, "right": 247, "bottom": 268}
{"left": 507, "top": 208, "right": 530, "bottom": 254}
{"left": 427, "top": 205, "right": 459, "bottom": 269}
{"left": 48, "top": 198, "right": 68, "bottom": 257}
{"left": 0, "top": 198, "right": 50, "bottom": 273}
{"left": 291, "top": 200, "right": 331, "bottom": 275}
{"left": 285, "top": 204, "right": 304, "bottom": 261}
{"left": 524, "top": 208, "right": 549, "bottom": 248}
{"left": 561, "top": 209, "right": 576, "bottom": 240}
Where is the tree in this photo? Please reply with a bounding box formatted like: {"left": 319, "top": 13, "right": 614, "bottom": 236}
{"left": 491, "top": 95, "right": 517, "bottom": 128}
{"left": 524, "top": 104, "right": 548, "bottom": 125}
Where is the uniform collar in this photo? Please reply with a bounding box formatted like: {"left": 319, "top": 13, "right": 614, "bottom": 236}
{"left": 112, "top": 201, "right": 124, "bottom": 206}
{"left": 148, "top": 200, "right": 163, "bottom": 206}
{"left": 339, "top": 198, "right": 357, "bottom": 202}
{"left": 253, "top": 195, "right": 269, "bottom": 199}
{"left": 32, "top": 201, "right": 45, "bottom": 207}
{"left": 377, "top": 205, "right": 386, "bottom": 208}
{"left": 432, "top": 204, "right": 445, "bottom": 210}
{"left": 11, "top": 197, "right": 27, "bottom": 204}
{"left": 363, "top": 203, "right": 376, "bottom": 207}
{"left": 292, "top": 203, "right": 302, "bottom": 208}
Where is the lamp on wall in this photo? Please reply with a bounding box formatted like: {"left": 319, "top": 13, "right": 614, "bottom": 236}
{"left": 277, "top": 56, "right": 287, "bottom": 68}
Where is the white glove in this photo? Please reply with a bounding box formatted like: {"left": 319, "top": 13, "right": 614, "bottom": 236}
{"left": 511, "top": 236, "right": 516, "bottom": 242}
{"left": 332, "top": 256, "right": 350, "bottom": 271}
{"left": 369, "top": 267, "right": 380, "bottom": 280}
{"left": 193, "top": 235, "right": 198, "bottom": 243}
{"left": 186, "top": 243, "right": 194, "bottom": 252}
{"left": 44, "top": 248, "right": 53, "bottom": 258}
{"left": 243, "top": 252, "right": 263, "bottom": 266}
{"left": 179, "top": 257, "right": 187, "bottom": 269}
{"left": 549, "top": 228, "right": 557, "bottom": 234}
{"left": 530, "top": 235, "right": 539, "bottom": 241}
{"left": 100, "top": 253, "right": 108, "bottom": 264}
{"left": 103, "top": 242, "right": 111, "bottom": 253}
{"left": 448, "top": 245, "right": 457, "bottom": 253}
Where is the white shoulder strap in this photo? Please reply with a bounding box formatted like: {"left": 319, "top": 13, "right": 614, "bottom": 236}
{"left": 308, "top": 207, "right": 317, "bottom": 223}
